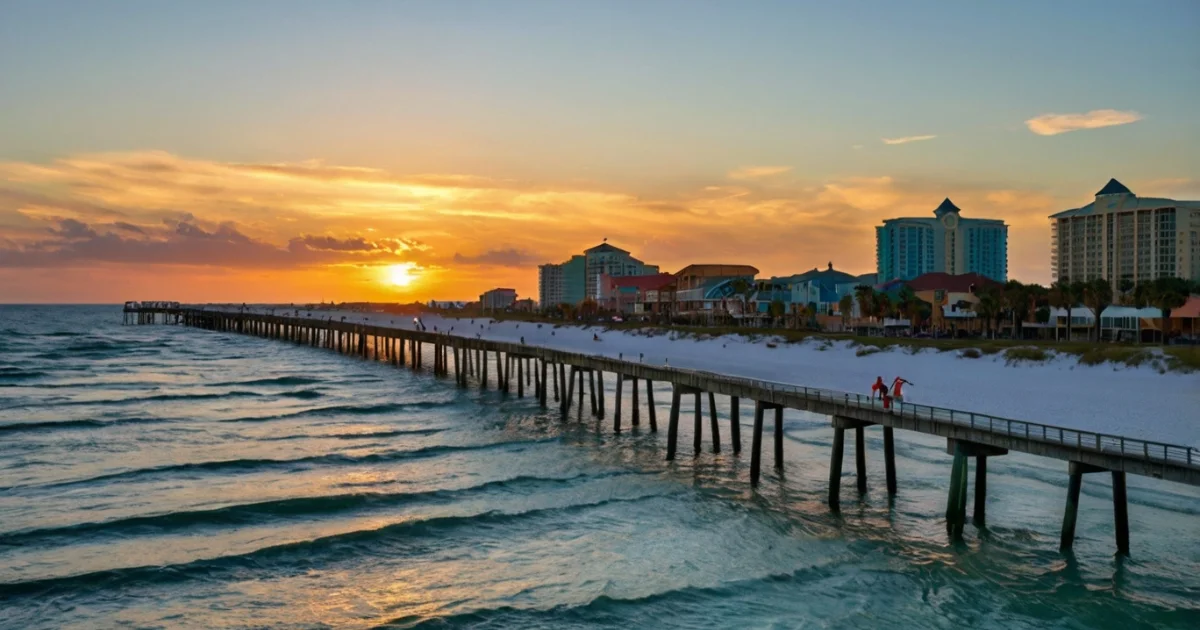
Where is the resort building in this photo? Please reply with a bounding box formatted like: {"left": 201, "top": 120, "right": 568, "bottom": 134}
{"left": 906, "top": 272, "right": 1003, "bottom": 333}
{"left": 876, "top": 199, "right": 1008, "bottom": 283}
{"left": 753, "top": 263, "right": 862, "bottom": 319}
{"left": 537, "top": 242, "right": 657, "bottom": 308}
{"left": 597, "top": 272, "right": 676, "bottom": 315}
{"left": 673, "top": 264, "right": 759, "bottom": 320}
{"left": 1049, "top": 179, "right": 1200, "bottom": 285}
{"left": 479, "top": 288, "right": 517, "bottom": 312}
{"left": 583, "top": 242, "right": 659, "bottom": 300}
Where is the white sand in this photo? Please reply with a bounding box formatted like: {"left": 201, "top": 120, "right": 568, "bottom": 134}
{"left": 220, "top": 306, "right": 1200, "bottom": 448}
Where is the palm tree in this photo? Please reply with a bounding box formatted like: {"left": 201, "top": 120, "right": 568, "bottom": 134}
{"left": 1081, "top": 278, "right": 1113, "bottom": 342}
{"left": 1149, "top": 278, "right": 1189, "bottom": 343}
{"left": 1048, "top": 280, "right": 1077, "bottom": 341}
{"left": 974, "top": 287, "right": 1002, "bottom": 338}
{"left": 1003, "top": 280, "right": 1027, "bottom": 337}
{"left": 1117, "top": 278, "right": 1135, "bottom": 305}
{"left": 768, "top": 299, "right": 786, "bottom": 327}
{"left": 838, "top": 294, "right": 853, "bottom": 331}
{"left": 853, "top": 285, "right": 875, "bottom": 327}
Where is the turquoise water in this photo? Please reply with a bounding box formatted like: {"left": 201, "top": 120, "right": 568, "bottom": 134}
{"left": 1, "top": 305, "right": 1198, "bottom": 629}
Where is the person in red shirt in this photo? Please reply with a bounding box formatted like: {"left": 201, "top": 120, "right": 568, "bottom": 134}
{"left": 891, "top": 377, "right": 912, "bottom": 403}
{"left": 871, "top": 376, "right": 890, "bottom": 408}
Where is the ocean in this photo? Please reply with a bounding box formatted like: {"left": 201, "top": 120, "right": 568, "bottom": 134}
{"left": 1, "top": 305, "right": 1197, "bottom": 629}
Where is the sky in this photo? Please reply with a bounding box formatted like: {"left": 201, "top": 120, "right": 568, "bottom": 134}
{"left": 1, "top": 0, "right": 1198, "bottom": 303}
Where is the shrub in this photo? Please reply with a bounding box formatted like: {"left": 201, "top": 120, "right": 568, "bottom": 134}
{"left": 960, "top": 348, "right": 982, "bottom": 359}
{"left": 1004, "top": 347, "right": 1051, "bottom": 364}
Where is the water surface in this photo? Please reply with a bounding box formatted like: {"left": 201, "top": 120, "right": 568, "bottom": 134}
{"left": 1, "top": 305, "right": 1197, "bottom": 629}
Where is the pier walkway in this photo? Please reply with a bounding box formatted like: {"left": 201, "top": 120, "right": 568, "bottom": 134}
{"left": 126, "top": 304, "right": 1200, "bottom": 555}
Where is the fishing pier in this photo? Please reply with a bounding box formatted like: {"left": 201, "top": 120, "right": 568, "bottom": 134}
{"left": 125, "top": 303, "right": 1200, "bottom": 556}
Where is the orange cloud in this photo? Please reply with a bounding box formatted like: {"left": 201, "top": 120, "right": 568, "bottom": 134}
{"left": 728, "top": 165, "right": 792, "bottom": 180}
{"left": 1025, "top": 109, "right": 1142, "bottom": 136}
{"left": 881, "top": 135, "right": 936, "bottom": 145}
{"left": 0, "top": 151, "right": 1075, "bottom": 302}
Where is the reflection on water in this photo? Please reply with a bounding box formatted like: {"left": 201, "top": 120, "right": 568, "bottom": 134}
{"left": 1, "top": 305, "right": 1198, "bottom": 629}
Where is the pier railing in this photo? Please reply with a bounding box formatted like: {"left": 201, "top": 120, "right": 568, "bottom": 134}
{"left": 680, "top": 370, "right": 1196, "bottom": 469}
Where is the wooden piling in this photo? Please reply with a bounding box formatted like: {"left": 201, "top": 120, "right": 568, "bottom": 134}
{"left": 751, "top": 401, "right": 766, "bottom": 485}
{"left": 631, "top": 375, "right": 640, "bottom": 426}
{"left": 614, "top": 375, "right": 623, "bottom": 433}
{"left": 1112, "top": 470, "right": 1130, "bottom": 555}
{"left": 729, "top": 396, "right": 741, "bottom": 454}
{"left": 645, "top": 380, "right": 657, "bottom": 432}
{"left": 883, "top": 426, "right": 897, "bottom": 496}
{"left": 973, "top": 456, "right": 987, "bottom": 525}
{"left": 708, "top": 391, "right": 720, "bottom": 454}
{"left": 693, "top": 391, "right": 702, "bottom": 456}
{"left": 666, "top": 386, "right": 682, "bottom": 461}
{"left": 855, "top": 426, "right": 867, "bottom": 493}
{"left": 828, "top": 427, "right": 844, "bottom": 509}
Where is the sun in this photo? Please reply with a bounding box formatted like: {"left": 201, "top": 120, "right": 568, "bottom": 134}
{"left": 385, "top": 264, "right": 416, "bottom": 287}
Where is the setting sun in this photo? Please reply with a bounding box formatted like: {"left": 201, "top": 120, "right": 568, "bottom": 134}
{"left": 385, "top": 264, "right": 416, "bottom": 288}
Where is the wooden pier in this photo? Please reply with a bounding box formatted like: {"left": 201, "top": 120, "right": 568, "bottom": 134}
{"left": 126, "top": 305, "right": 1200, "bottom": 555}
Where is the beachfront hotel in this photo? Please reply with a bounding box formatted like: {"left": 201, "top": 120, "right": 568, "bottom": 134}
{"left": 538, "top": 242, "right": 659, "bottom": 308}
{"left": 876, "top": 199, "right": 1008, "bottom": 283}
{"left": 1049, "top": 179, "right": 1200, "bottom": 285}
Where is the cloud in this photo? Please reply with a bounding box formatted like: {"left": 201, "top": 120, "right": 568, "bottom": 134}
{"left": 112, "top": 221, "right": 146, "bottom": 234}
{"left": 1024, "top": 109, "right": 1143, "bottom": 136}
{"left": 881, "top": 135, "right": 936, "bottom": 145}
{"left": 0, "top": 217, "right": 425, "bottom": 270}
{"left": 0, "top": 150, "right": 1079, "bottom": 301}
{"left": 290, "top": 234, "right": 380, "bottom": 252}
{"left": 728, "top": 166, "right": 791, "bottom": 180}
{"left": 452, "top": 248, "right": 540, "bottom": 267}
{"left": 51, "top": 218, "right": 99, "bottom": 239}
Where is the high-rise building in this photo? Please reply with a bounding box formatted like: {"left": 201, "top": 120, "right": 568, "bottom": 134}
{"left": 1050, "top": 179, "right": 1200, "bottom": 285}
{"left": 876, "top": 198, "right": 1008, "bottom": 283}
{"left": 583, "top": 242, "right": 659, "bottom": 300}
{"left": 537, "top": 243, "right": 657, "bottom": 308}
{"left": 537, "top": 263, "right": 563, "bottom": 308}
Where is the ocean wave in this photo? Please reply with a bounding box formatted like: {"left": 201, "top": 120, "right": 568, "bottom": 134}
{"left": 280, "top": 389, "right": 324, "bottom": 400}
{"left": 0, "top": 471, "right": 641, "bottom": 544}
{"left": 0, "top": 370, "right": 49, "bottom": 382}
{"left": 205, "top": 376, "right": 324, "bottom": 387}
{"left": 385, "top": 565, "right": 833, "bottom": 629}
{"left": 221, "top": 400, "right": 447, "bottom": 423}
{"left": 259, "top": 427, "right": 447, "bottom": 442}
{"left": 0, "top": 390, "right": 264, "bottom": 411}
{"left": 0, "top": 492, "right": 669, "bottom": 601}
{"left": 33, "top": 437, "right": 558, "bottom": 490}
{"left": 0, "top": 417, "right": 167, "bottom": 435}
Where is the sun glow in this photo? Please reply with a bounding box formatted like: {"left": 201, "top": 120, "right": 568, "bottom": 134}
{"left": 385, "top": 263, "right": 416, "bottom": 288}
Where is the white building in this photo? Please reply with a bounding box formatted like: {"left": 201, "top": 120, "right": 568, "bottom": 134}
{"left": 1050, "top": 179, "right": 1200, "bottom": 285}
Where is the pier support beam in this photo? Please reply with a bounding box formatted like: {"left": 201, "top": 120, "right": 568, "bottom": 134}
{"left": 665, "top": 385, "right": 691, "bottom": 461}
{"left": 884, "top": 426, "right": 897, "bottom": 496}
{"left": 614, "top": 375, "right": 624, "bottom": 433}
{"left": 828, "top": 426, "right": 845, "bottom": 509}
{"left": 750, "top": 401, "right": 780, "bottom": 486}
{"left": 729, "top": 396, "right": 741, "bottom": 454}
{"left": 631, "top": 375, "right": 640, "bottom": 427}
{"left": 945, "top": 439, "right": 1008, "bottom": 538}
{"left": 645, "top": 380, "right": 657, "bottom": 432}
{"left": 830, "top": 416, "right": 874, "bottom": 505}
{"left": 708, "top": 392, "right": 721, "bottom": 454}
{"left": 1059, "top": 461, "right": 1129, "bottom": 555}
{"left": 692, "top": 391, "right": 702, "bottom": 456}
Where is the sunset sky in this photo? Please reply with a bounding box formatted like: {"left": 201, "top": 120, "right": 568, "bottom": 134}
{"left": 2, "top": 0, "right": 1198, "bottom": 303}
